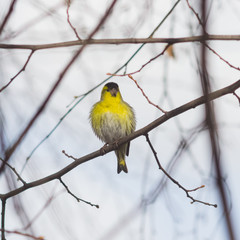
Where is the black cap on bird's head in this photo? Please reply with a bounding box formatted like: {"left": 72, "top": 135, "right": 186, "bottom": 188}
{"left": 104, "top": 82, "right": 119, "bottom": 97}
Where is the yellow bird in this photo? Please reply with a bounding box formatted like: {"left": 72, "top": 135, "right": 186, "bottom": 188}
{"left": 90, "top": 82, "right": 136, "bottom": 173}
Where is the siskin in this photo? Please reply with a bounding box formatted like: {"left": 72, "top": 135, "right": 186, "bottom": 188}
{"left": 90, "top": 82, "right": 136, "bottom": 173}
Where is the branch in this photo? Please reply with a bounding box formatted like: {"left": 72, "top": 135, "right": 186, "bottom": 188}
{"left": 204, "top": 43, "right": 240, "bottom": 71}
{"left": 1, "top": 199, "right": 6, "bottom": 240}
{"left": 0, "top": 79, "right": 239, "bottom": 200}
{"left": 145, "top": 133, "right": 217, "bottom": 207}
{"left": 59, "top": 178, "right": 99, "bottom": 208}
{"left": 0, "top": 35, "right": 240, "bottom": 50}
{"left": 0, "top": 50, "right": 35, "bottom": 92}
{"left": 0, "top": 229, "right": 44, "bottom": 240}
{"left": 0, "top": 0, "right": 18, "bottom": 35}
{"left": 66, "top": 0, "right": 81, "bottom": 40}
{"left": 107, "top": 44, "right": 170, "bottom": 77}
{"left": 0, "top": 158, "right": 26, "bottom": 185}
{"left": 186, "top": 0, "right": 240, "bottom": 72}
{"left": 199, "top": 0, "right": 236, "bottom": 238}
{"left": 128, "top": 75, "right": 167, "bottom": 113}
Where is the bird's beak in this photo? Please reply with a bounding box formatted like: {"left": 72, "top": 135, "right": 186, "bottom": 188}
{"left": 110, "top": 88, "right": 118, "bottom": 97}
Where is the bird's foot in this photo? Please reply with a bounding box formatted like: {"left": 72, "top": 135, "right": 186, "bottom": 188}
{"left": 112, "top": 140, "right": 120, "bottom": 149}
{"left": 100, "top": 143, "right": 109, "bottom": 155}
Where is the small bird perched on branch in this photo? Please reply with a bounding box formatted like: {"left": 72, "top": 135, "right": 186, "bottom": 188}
{"left": 90, "top": 82, "right": 136, "bottom": 173}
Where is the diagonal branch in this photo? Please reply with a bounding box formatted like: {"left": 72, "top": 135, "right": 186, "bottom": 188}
{"left": 145, "top": 133, "right": 216, "bottom": 207}
{"left": 204, "top": 43, "right": 240, "bottom": 71}
{"left": 108, "top": 44, "right": 171, "bottom": 77}
{"left": 128, "top": 75, "right": 167, "bottom": 113}
{"left": 0, "top": 50, "right": 35, "bottom": 92}
{"left": 0, "top": 79, "right": 239, "bottom": 200}
{"left": 0, "top": 158, "right": 26, "bottom": 185}
{"left": 59, "top": 178, "right": 99, "bottom": 208}
{"left": 0, "top": 229, "right": 44, "bottom": 240}
{"left": 0, "top": 0, "right": 18, "bottom": 35}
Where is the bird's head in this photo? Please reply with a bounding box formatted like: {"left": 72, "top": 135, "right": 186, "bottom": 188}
{"left": 101, "top": 82, "right": 122, "bottom": 101}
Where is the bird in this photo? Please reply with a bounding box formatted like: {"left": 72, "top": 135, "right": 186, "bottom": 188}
{"left": 90, "top": 82, "right": 136, "bottom": 173}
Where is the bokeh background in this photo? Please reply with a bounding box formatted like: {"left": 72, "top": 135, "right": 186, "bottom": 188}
{"left": 0, "top": 0, "right": 240, "bottom": 239}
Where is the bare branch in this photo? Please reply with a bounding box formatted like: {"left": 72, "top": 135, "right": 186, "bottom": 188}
{"left": 233, "top": 92, "right": 240, "bottom": 105}
{"left": 186, "top": 0, "right": 240, "bottom": 72}
{"left": 200, "top": 1, "right": 236, "bottom": 238}
{"left": 0, "top": 50, "right": 35, "bottom": 92}
{"left": 107, "top": 44, "right": 170, "bottom": 77}
{"left": 59, "top": 178, "right": 99, "bottom": 208}
{"left": 186, "top": 0, "right": 204, "bottom": 28}
{"left": 128, "top": 75, "right": 167, "bottom": 113}
{"left": 0, "top": 229, "right": 44, "bottom": 240}
{"left": 1, "top": 199, "right": 6, "bottom": 240}
{"left": 205, "top": 43, "right": 240, "bottom": 71}
{"left": 66, "top": 0, "right": 81, "bottom": 40}
{"left": 0, "top": 0, "right": 18, "bottom": 35}
{"left": 0, "top": 35, "right": 240, "bottom": 50}
{"left": 62, "top": 150, "right": 78, "bottom": 161}
{"left": 0, "top": 79, "right": 239, "bottom": 200}
{"left": 145, "top": 133, "right": 217, "bottom": 207}
{"left": 0, "top": 158, "right": 26, "bottom": 185}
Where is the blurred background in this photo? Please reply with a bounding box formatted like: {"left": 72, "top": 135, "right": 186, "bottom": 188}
{"left": 0, "top": 0, "right": 240, "bottom": 239}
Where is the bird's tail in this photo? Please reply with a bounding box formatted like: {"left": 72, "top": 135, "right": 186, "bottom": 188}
{"left": 117, "top": 158, "right": 128, "bottom": 174}
{"left": 115, "top": 145, "right": 128, "bottom": 174}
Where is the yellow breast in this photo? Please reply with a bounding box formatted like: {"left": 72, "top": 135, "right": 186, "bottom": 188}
{"left": 90, "top": 92, "right": 135, "bottom": 143}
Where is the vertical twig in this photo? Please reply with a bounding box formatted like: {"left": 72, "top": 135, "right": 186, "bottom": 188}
{"left": 66, "top": 0, "right": 81, "bottom": 40}
{"left": 1, "top": 199, "right": 6, "bottom": 240}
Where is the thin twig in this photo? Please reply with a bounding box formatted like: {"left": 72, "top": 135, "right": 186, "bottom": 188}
{"left": 145, "top": 133, "right": 217, "bottom": 207}
{"left": 233, "top": 92, "right": 240, "bottom": 105}
{"left": 62, "top": 150, "right": 77, "bottom": 161}
{"left": 107, "top": 44, "right": 170, "bottom": 77}
{"left": 66, "top": 0, "right": 81, "bottom": 40}
{"left": 1, "top": 199, "right": 6, "bottom": 240}
{"left": 59, "top": 178, "right": 99, "bottom": 208}
{"left": 204, "top": 43, "right": 240, "bottom": 71}
{"left": 0, "top": 229, "right": 44, "bottom": 240}
{"left": 0, "top": 0, "right": 18, "bottom": 35}
{"left": 186, "top": 0, "right": 204, "bottom": 28}
{"left": 186, "top": 0, "right": 240, "bottom": 72}
{"left": 0, "top": 50, "right": 35, "bottom": 92}
{"left": 0, "top": 158, "right": 26, "bottom": 185}
{"left": 128, "top": 75, "right": 167, "bottom": 113}
{"left": 187, "top": 185, "right": 205, "bottom": 192}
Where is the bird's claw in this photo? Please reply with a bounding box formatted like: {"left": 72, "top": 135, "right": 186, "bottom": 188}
{"left": 100, "top": 143, "right": 109, "bottom": 155}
